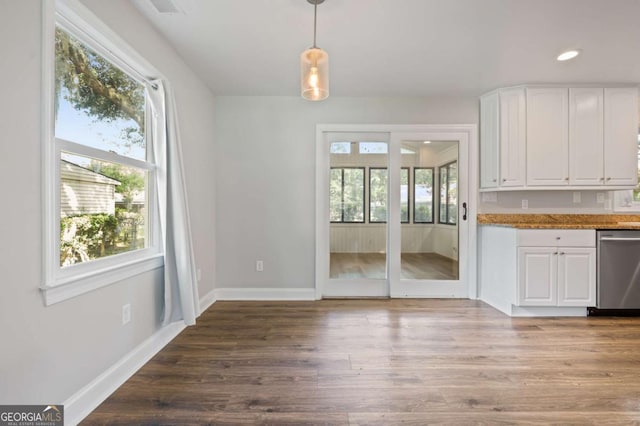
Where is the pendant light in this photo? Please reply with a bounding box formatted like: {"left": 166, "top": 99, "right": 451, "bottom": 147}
{"left": 301, "top": 0, "right": 329, "bottom": 101}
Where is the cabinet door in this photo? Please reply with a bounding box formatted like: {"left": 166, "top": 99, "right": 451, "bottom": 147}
{"left": 526, "top": 88, "right": 569, "bottom": 186}
{"left": 517, "top": 247, "right": 557, "bottom": 306}
{"left": 569, "top": 88, "right": 604, "bottom": 185}
{"left": 604, "top": 88, "right": 639, "bottom": 186}
{"left": 557, "top": 248, "right": 596, "bottom": 306}
{"left": 499, "top": 88, "right": 526, "bottom": 187}
{"left": 480, "top": 93, "right": 499, "bottom": 188}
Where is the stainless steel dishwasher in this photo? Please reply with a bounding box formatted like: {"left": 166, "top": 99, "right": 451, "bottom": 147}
{"left": 596, "top": 230, "right": 640, "bottom": 311}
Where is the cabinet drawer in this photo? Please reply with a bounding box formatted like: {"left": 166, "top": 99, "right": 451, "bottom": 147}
{"left": 517, "top": 229, "right": 595, "bottom": 247}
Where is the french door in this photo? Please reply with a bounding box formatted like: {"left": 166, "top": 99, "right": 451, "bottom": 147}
{"left": 316, "top": 126, "right": 472, "bottom": 299}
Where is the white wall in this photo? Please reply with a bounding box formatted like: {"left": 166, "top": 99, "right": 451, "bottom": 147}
{"left": 0, "top": 0, "right": 215, "bottom": 404}
{"left": 214, "top": 96, "right": 477, "bottom": 290}
{"left": 478, "top": 190, "right": 614, "bottom": 213}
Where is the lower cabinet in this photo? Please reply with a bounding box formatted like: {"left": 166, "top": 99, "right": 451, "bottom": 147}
{"left": 518, "top": 246, "right": 596, "bottom": 307}
{"left": 478, "top": 226, "right": 596, "bottom": 316}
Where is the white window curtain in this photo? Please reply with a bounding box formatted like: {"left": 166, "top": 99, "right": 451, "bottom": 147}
{"left": 147, "top": 80, "right": 199, "bottom": 326}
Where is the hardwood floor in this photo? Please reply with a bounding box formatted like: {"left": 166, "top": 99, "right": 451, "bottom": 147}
{"left": 83, "top": 300, "right": 640, "bottom": 425}
{"left": 330, "top": 252, "right": 458, "bottom": 280}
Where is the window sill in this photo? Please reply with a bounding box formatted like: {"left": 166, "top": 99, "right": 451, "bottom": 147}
{"left": 41, "top": 254, "right": 164, "bottom": 306}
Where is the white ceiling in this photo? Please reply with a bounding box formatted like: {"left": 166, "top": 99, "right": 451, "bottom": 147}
{"left": 132, "top": 0, "right": 640, "bottom": 98}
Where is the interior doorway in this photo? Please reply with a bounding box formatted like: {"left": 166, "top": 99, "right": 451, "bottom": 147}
{"left": 316, "top": 125, "right": 476, "bottom": 299}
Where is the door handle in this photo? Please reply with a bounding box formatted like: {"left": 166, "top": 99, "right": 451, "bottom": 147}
{"left": 462, "top": 202, "right": 467, "bottom": 221}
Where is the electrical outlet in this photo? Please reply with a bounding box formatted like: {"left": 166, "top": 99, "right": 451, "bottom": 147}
{"left": 482, "top": 192, "right": 497, "bottom": 202}
{"left": 256, "top": 260, "right": 264, "bottom": 272}
{"left": 597, "top": 193, "right": 605, "bottom": 203}
{"left": 521, "top": 199, "right": 528, "bottom": 209}
{"left": 573, "top": 192, "right": 581, "bottom": 203}
{"left": 122, "top": 304, "right": 131, "bottom": 325}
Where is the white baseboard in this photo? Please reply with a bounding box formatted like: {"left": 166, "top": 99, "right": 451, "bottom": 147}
{"left": 213, "top": 287, "right": 316, "bottom": 301}
{"left": 510, "top": 306, "right": 587, "bottom": 317}
{"left": 63, "top": 321, "right": 186, "bottom": 425}
{"left": 199, "top": 289, "right": 217, "bottom": 313}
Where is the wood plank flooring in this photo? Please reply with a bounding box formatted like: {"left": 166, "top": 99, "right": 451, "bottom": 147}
{"left": 330, "top": 253, "right": 458, "bottom": 280}
{"left": 83, "top": 300, "right": 640, "bottom": 425}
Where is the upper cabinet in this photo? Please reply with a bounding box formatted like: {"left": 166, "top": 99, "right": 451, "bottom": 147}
{"left": 526, "top": 88, "right": 569, "bottom": 186}
{"left": 480, "top": 85, "right": 639, "bottom": 191}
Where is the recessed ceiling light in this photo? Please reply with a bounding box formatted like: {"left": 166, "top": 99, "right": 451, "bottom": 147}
{"left": 423, "top": 141, "right": 432, "bottom": 144}
{"left": 557, "top": 49, "right": 581, "bottom": 61}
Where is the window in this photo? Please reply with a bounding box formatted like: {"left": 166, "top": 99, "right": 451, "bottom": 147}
{"left": 400, "top": 168, "right": 409, "bottom": 223}
{"left": 330, "top": 168, "right": 365, "bottom": 222}
{"left": 439, "top": 161, "right": 458, "bottom": 225}
{"left": 369, "top": 168, "right": 387, "bottom": 223}
{"left": 414, "top": 168, "right": 434, "bottom": 223}
{"left": 359, "top": 142, "right": 388, "bottom": 154}
{"left": 368, "top": 168, "right": 409, "bottom": 223}
{"left": 43, "top": 5, "right": 162, "bottom": 304}
{"left": 330, "top": 142, "right": 351, "bottom": 154}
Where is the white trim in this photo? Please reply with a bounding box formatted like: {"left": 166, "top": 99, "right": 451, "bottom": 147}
{"left": 63, "top": 321, "right": 185, "bottom": 426}
{"left": 510, "top": 306, "right": 587, "bottom": 317}
{"left": 42, "top": 255, "right": 164, "bottom": 306}
{"left": 58, "top": 139, "right": 154, "bottom": 171}
{"left": 43, "top": 0, "right": 166, "bottom": 305}
{"left": 315, "top": 124, "right": 478, "bottom": 300}
{"left": 199, "top": 289, "right": 217, "bottom": 313}
{"left": 213, "top": 288, "right": 316, "bottom": 301}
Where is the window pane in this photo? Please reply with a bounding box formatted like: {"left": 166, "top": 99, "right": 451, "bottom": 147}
{"left": 370, "top": 168, "right": 387, "bottom": 223}
{"left": 329, "top": 168, "right": 343, "bottom": 222}
{"left": 330, "top": 142, "right": 351, "bottom": 154}
{"left": 55, "top": 27, "right": 146, "bottom": 161}
{"left": 359, "top": 142, "right": 388, "bottom": 154}
{"left": 343, "top": 168, "right": 364, "bottom": 222}
{"left": 401, "top": 168, "right": 409, "bottom": 223}
{"left": 414, "top": 168, "right": 433, "bottom": 223}
{"left": 439, "top": 167, "right": 448, "bottom": 223}
{"left": 60, "top": 153, "right": 147, "bottom": 267}
{"left": 447, "top": 162, "right": 458, "bottom": 224}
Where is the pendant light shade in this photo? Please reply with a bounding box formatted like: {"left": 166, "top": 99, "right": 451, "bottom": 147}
{"left": 301, "top": 0, "right": 329, "bottom": 101}
{"left": 301, "top": 47, "right": 329, "bottom": 101}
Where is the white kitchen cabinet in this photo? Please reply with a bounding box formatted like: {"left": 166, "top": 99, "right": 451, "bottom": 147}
{"left": 518, "top": 247, "right": 557, "bottom": 306}
{"left": 478, "top": 87, "right": 526, "bottom": 189}
{"left": 500, "top": 88, "right": 527, "bottom": 187}
{"left": 557, "top": 248, "right": 596, "bottom": 306}
{"left": 604, "top": 88, "right": 639, "bottom": 186}
{"left": 480, "top": 93, "right": 499, "bottom": 188}
{"left": 526, "top": 87, "right": 569, "bottom": 186}
{"left": 479, "top": 85, "right": 638, "bottom": 191}
{"left": 478, "top": 226, "right": 596, "bottom": 316}
{"left": 569, "top": 88, "right": 604, "bottom": 185}
{"left": 516, "top": 229, "right": 596, "bottom": 307}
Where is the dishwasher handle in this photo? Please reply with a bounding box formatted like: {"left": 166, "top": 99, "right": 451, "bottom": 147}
{"left": 599, "top": 237, "right": 640, "bottom": 242}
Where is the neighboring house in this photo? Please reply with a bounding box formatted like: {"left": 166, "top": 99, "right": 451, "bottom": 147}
{"left": 60, "top": 159, "right": 120, "bottom": 216}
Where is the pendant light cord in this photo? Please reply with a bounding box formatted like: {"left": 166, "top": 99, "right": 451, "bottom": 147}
{"left": 313, "top": 0, "right": 318, "bottom": 48}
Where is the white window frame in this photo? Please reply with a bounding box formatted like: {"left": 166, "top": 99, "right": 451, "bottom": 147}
{"left": 41, "top": 0, "right": 164, "bottom": 305}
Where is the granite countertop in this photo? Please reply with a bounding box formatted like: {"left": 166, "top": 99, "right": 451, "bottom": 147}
{"left": 477, "top": 214, "right": 640, "bottom": 229}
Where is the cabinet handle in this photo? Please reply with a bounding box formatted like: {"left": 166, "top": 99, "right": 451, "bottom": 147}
{"left": 565, "top": 177, "right": 569, "bottom": 181}
{"left": 559, "top": 252, "right": 565, "bottom": 256}
{"left": 493, "top": 179, "right": 497, "bottom": 182}
{"left": 606, "top": 177, "right": 611, "bottom": 181}
{"left": 556, "top": 237, "right": 561, "bottom": 240}
{"left": 502, "top": 178, "right": 506, "bottom": 182}
{"left": 554, "top": 252, "right": 558, "bottom": 255}
{"left": 600, "top": 177, "right": 605, "bottom": 182}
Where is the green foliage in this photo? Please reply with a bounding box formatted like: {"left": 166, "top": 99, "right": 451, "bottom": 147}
{"left": 55, "top": 27, "right": 145, "bottom": 147}
{"left": 88, "top": 161, "right": 145, "bottom": 209}
{"left": 60, "top": 212, "right": 144, "bottom": 267}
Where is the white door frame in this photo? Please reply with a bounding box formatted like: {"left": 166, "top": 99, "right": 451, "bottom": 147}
{"left": 315, "top": 124, "right": 478, "bottom": 300}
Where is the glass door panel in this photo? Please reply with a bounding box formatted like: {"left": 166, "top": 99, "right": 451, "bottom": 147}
{"left": 325, "top": 137, "right": 389, "bottom": 297}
